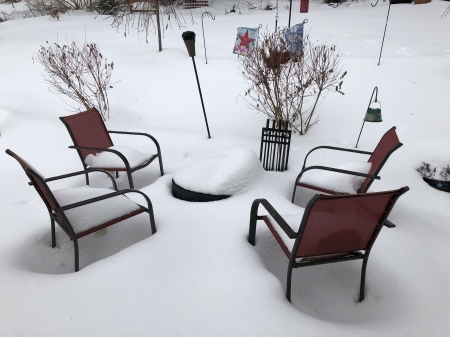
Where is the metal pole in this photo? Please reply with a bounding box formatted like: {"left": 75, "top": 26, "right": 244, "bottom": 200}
{"left": 191, "top": 57, "right": 211, "bottom": 139}
{"left": 275, "top": 0, "right": 279, "bottom": 32}
{"left": 372, "top": 0, "right": 391, "bottom": 66}
{"left": 355, "top": 87, "right": 378, "bottom": 148}
{"left": 201, "top": 12, "right": 215, "bottom": 64}
{"left": 288, "top": 0, "right": 293, "bottom": 27}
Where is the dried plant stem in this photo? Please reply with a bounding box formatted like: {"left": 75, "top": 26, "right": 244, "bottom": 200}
{"left": 241, "top": 31, "right": 346, "bottom": 134}
{"left": 34, "top": 41, "right": 114, "bottom": 119}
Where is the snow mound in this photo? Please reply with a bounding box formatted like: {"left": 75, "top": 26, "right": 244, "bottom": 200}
{"left": 173, "top": 148, "right": 264, "bottom": 196}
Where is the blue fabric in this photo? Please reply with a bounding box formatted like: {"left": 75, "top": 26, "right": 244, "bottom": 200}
{"left": 285, "top": 23, "right": 304, "bottom": 56}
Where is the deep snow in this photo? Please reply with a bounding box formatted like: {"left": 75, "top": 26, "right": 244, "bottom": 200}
{"left": 1, "top": 1, "right": 450, "bottom": 336}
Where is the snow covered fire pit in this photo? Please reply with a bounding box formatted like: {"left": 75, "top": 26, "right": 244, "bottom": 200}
{"left": 172, "top": 148, "right": 264, "bottom": 202}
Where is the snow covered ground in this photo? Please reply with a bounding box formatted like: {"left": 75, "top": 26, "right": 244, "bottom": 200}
{"left": 1, "top": 1, "right": 450, "bottom": 335}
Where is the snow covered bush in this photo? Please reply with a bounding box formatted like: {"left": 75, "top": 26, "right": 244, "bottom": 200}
{"left": 240, "top": 30, "right": 347, "bottom": 134}
{"left": 34, "top": 41, "right": 114, "bottom": 119}
{"left": 417, "top": 162, "right": 450, "bottom": 181}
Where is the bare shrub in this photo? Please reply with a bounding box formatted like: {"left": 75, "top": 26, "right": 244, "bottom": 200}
{"left": 241, "top": 30, "right": 347, "bottom": 134}
{"left": 34, "top": 41, "right": 114, "bottom": 119}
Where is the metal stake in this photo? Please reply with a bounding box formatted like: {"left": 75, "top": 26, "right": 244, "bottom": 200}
{"left": 356, "top": 86, "right": 379, "bottom": 148}
{"left": 372, "top": 0, "right": 391, "bottom": 66}
{"left": 201, "top": 11, "right": 215, "bottom": 64}
{"left": 191, "top": 57, "right": 211, "bottom": 139}
{"left": 288, "top": 0, "right": 293, "bottom": 27}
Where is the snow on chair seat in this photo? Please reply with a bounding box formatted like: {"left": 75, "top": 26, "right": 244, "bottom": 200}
{"left": 85, "top": 146, "right": 154, "bottom": 170}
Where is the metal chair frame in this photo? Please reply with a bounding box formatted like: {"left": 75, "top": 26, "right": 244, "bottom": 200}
{"left": 6, "top": 149, "right": 156, "bottom": 272}
{"left": 60, "top": 108, "right": 164, "bottom": 189}
{"left": 249, "top": 187, "right": 409, "bottom": 302}
{"left": 292, "top": 126, "right": 403, "bottom": 202}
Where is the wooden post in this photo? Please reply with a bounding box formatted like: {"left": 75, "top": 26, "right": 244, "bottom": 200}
{"left": 129, "top": 0, "right": 162, "bottom": 51}
{"left": 155, "top": 0, "right": 162, "bottom": 52}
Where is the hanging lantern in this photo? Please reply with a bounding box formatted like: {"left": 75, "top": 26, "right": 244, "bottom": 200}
{"left": 364, "top": 105, "right": 382, "bottom": 123}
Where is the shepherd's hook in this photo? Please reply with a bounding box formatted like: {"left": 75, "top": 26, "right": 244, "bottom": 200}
{"left": 201, "top": 11, "right": 215, "bottom": 64}
{"left": 371, "top": 0, "right": 391, "bottom": 66}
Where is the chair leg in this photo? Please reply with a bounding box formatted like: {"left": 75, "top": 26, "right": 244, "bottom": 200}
{"left": 359, "top": 257, "right": 369, "bottom": 302}
{"left": 51, "top": 218, "right": 56, "bottom": 248}
{"left": 148, "top": 211, "right": 157, "bottom": 234}
{"left": 291, "top": 172, "right": 305, "bottom": 203}
{"left": 158, "top": 154, "right": 164, "bottom": 176}
{"left": 126, "top": 171, "right": 134, "bottom": 189}
{"left": 73, "top": 237, "right": 80, "bottom": 272}
{"left": 248, "top": 200, "right": 261, "bottom": 246}
{"left": 291, "top": 184, "right": 298, "bottom": 203}
{"left": 286, "top": 262, "right": 294, "bottom": 302}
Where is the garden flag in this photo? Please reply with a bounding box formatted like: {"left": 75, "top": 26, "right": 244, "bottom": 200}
{"left": 233, "top": 27, "right": 259, "bottom": 57}
{"left": 284, "top": 23, "right": 304, "bottom": 56}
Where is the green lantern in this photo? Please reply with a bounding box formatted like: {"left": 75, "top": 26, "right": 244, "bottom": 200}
{"left": 364, "top": 107, "right": 382, "bottom": 122}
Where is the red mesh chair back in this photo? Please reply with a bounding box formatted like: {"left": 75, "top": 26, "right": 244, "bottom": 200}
{"left": 294, "top": 188, "right": 406, "bottom": 259}
{"left": 59, "top": 108, "right": 113, "bottom": 161}
{"left": 359, "top": 127, "right": 402, "bottom": 193}
{"left": 6, "top": 149, "right": 59, "bottom": 212}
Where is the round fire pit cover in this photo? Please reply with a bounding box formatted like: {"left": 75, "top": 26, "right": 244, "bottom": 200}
{"left": 172, "top": 148, "right": 263, "bottom": 202}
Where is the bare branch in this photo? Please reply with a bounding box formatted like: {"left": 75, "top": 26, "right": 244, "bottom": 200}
{"left": 240, "top": 31, "right": 346, "bottom": 134}
{"left": 33, "top": 41, "right": 114, "bottom": 119}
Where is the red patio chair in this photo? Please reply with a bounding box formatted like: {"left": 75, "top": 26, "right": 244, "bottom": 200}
{"left": 292, "top": 126, "right": 402, "bottom": 202}
{"left": 249, "top": 186, "right": 409, "bottom": 302}
{"left": 60, "top": 107, "right": 164, "bottom": 189}
{"left": 6, "top": 149, "right": 156, "bottom": 272}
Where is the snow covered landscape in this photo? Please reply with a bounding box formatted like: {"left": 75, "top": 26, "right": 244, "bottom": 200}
{"left": 1, "top": 0, "right": 450, "bottom": 335}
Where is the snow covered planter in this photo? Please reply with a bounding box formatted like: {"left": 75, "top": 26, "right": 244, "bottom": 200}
{"left": 172, "top": 149, "right": 264, "bottom": 202}
{"left": 417, "top": 162, "right": 450, "bottom": 193}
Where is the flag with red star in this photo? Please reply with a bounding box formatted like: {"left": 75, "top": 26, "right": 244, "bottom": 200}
{"left": 233, "top": 27, "right": 259, "bottom": 57}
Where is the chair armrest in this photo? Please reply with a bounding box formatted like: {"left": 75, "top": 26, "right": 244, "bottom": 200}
{"left": 54, "top": 189, "right": 152, "bottom": 212}
{"left": 29, "top": 169, "right": 118, "bottom": 190}
{"left": 297, "top": 165, "right": 380, "bottom": 182}
{"left": 302, "top": 145, "right": 372, "bottom": 170}
{"left": 69, "top": 145, "right": 132, "bottom": 171}
{"left": 108, "top": 130, "right": 162, "bottom": 155}
{"left": 248, "top": 198, "right": 296, "bottom": 245}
